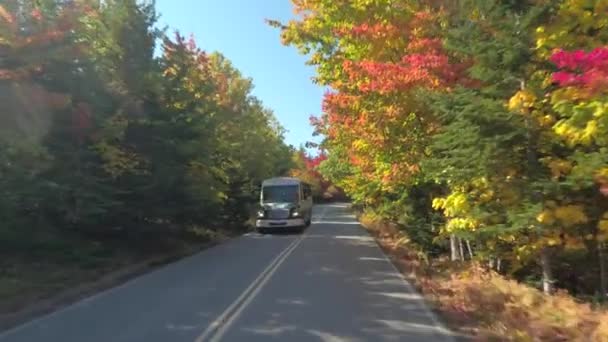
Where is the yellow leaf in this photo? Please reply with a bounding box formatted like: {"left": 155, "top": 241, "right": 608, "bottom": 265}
{"left": 508, "top": 90, "right": 536, "bottom": 113}
{"left": 432, "top": 197, "right": 445, "bottom": 210}
{"left": 537, "top": 210, "right": 556, "bottom": 225}
{"left": 580, "top": 119, "right": 598, "bottom": 146}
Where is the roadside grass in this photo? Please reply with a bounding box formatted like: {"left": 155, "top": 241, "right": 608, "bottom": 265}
{"left": 360, "top": 213, "right": 608, "bottom": 342}
{"left": 1, "top": 252, "right": 128, "bottom": 313}
{"left": 1, "top": 238, "right": 132, "bottom": 315}
{"left": 0, "top": 225, "right": 232, "bottom": 328}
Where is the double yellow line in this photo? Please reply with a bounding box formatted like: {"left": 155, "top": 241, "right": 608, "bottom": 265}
{"left": 196, "top": 205, "right": 327, "bottom": 342}
{"left": 194, "top": 234, "right": 305, "bottom": 342}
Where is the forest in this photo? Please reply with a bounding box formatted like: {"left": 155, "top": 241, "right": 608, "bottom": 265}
{"left": 0, "top": 0, "right": 301, "bottom": 242}
{"left": 3, "top": 0, "right": 608, "bottom": 339}
{"left": 0, "top": 0, "right": 300, "bottom": 313}
{"left": 274, "top": 0, "right": 608, "bottom": 302}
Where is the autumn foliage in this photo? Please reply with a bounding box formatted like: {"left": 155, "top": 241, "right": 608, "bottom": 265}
{"left": 1, "top": 1, "right": 293, "bottom": 247}
{"left": 364, "top": 213, "right": 608, "bottom": 341}
{"left": 274, "top": 0, "right": 608, "bottom": 335}
{"left": 551, "top": 48, "right": 608, "bottom": 91}
{"left": 289, "top": 150, "right": 346, "bottom": 201}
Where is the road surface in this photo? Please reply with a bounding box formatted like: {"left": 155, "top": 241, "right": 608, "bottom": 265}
{"left": 0, "top": 203, "right": 455, "bottom": 342}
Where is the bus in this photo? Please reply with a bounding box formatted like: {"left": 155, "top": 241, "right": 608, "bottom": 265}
{"left": 256, "top": 177, "right": 313, "bottom": 233}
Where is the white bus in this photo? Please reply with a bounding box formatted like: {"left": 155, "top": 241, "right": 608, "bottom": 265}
{"left": 256, "top": 177, "right": 313, "bottom": 233}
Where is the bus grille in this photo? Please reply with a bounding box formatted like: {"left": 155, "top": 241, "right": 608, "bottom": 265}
{"left": 268, "top": 209, "right": 290, "bottom": 220}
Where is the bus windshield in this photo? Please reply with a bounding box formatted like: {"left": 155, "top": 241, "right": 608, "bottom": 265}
{"left": 262, "top": 185, "right": 299, "bottom": 203}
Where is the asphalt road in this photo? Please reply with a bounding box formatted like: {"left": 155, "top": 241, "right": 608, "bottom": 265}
{"left": 0, "top": 203, "right": 455, "bottom": 342}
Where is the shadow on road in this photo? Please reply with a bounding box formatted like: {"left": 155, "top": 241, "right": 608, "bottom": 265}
{"left": 219, "top": 204, "right": 457, "bottom": 342}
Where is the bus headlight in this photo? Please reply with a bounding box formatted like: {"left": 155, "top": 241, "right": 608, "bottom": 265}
{"left": 257, "top": 210, "right": 265, "bottom": 218}
{"left": 290, "top": 210, "right": 301, "bottom": 218}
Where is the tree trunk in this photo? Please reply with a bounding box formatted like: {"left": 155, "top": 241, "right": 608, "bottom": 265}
{"left": 466, "top": 240, "right": 474, "bottom": 259}
{"left": 599, "top": 241, "right": 607, "bottom": 302}
{"left": 450, "top": 234, "right": 461, "bottom": 261}
{"left": 540, "top": 247, "right": 554, "bottom": 294}
{"left": 497, "top": 258, "right": 502, "bottom": 273}
{"left": 489, "top": 257, "right": 495, "bottom": 269}
{"left": 458, "top": 238, "right": 465, "bottom": 261}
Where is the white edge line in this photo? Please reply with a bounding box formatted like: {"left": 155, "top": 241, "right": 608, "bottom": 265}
{"left": 0, "top": 233, "right": 253, "bottom": 339}
{"left": 368, "top": 233, "right": 456, "bottom": 341}
{"left": 0, "top": 204, "right": 330, "bottom": 339}
{"left": 318, "top": 203, "right": 450, "bottom": 337}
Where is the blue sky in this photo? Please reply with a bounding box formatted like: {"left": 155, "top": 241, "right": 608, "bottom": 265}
{"left": 155, "top": 0, "right": 324, "bottom": 150}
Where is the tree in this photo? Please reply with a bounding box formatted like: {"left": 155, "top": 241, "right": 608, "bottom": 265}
{"left": 289, "top": 148, "right": 345, "bottom": 201}
{"left": 1, "top": 0, "right": 294, "bottom": 252}
{"left": 275, "top": 0, "right": 608, "bottom": 298}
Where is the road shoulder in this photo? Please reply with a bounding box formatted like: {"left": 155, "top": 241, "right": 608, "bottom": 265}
{"left": 218, "top": 203, "right": 458, "bottom": 341}
{"left": 360, "top": 219, "right": 474, "bottom": 341}
{"left": 0, "top": 238, "right": 223, "bottom": 333}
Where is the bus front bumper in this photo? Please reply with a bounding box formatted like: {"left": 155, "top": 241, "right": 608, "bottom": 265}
{"left": 256, "top": 218, "right": 306, "bottom": 228}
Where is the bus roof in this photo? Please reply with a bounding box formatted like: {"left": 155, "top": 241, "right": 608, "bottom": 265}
{"left": 262, "top": 177, "right": 306, "bottom": 186}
